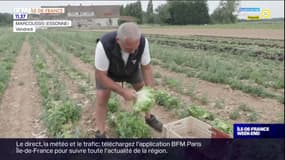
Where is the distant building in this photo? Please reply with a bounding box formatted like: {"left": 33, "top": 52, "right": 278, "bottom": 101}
{"left": 119, "top": 16, "right": 138, "bottom": 24}
{"left": 40, "top": 5, "right": 120, "bottom": 28}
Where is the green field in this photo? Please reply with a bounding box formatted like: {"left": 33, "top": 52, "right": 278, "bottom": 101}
{"left": 0, "top": 26, "right": 284, "bottom": 138}
{"left": 141, "top": 20, "right": 284, "bottom": 29}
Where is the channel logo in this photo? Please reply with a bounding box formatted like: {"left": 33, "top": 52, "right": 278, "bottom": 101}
{"left": 261, "top": 9, "right": 271, "bottom": 19}
{"left": 239, "top": 7, "right": 271, "bottom": 20}
{"left": 13, "top": 8, "right": 65, "bottom": 14}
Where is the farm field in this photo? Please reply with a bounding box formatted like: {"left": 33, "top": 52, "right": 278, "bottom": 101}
{"left": 88, "top": 22, "right": 284, "bottom": 40}
{"left": 85, "top": 28, "right": 284, "bottom": 40}
{"left": 0, "top": 27, "right": 284, "bottom": 138}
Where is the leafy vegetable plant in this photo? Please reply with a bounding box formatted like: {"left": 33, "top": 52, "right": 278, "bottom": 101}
{"left": 133, "top": 87, "right": 156, "bottom": 112}
{"left": 109, "top": 112, "right": 151, "bottom": 138}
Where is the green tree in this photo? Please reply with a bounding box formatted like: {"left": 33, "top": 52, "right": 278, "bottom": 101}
{"left": 0, "top": 13, "right": 12, "bottom": 26}
{"left": 123, "top": 0, "right": 143, "bottom": 24}
{"left": 192, "top": 0, "right": 210, "bottom": 24}
{"left": 120, "top": 5, "right": 125, "bottom": 16}
{"left": 136, "top": 0, "right": 143, "bottom": 24}
{"left": 167, "top": 0, "right": 209, "bottom": 25}
{"left": 168, "top": 1, "right": 187, "bottom": 24}
{"left": 146, "top": 0, "right": 154, "bottom": 23}
{"left": 156, "top": 3, "right": 171, "bottom": 24}
{"left": 210, "top": 0, "right": 239, "bottom": 24}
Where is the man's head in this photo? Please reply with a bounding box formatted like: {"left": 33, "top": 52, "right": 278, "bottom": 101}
{"left": 116, "top": 22, "right": 141, "bottom": 54}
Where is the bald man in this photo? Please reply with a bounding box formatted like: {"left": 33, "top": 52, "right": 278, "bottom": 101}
{"left": 94, "top": 22, "right": 162, "bottom": 138}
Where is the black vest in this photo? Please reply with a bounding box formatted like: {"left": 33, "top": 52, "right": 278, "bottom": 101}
{"left": 97, "top": 31, "right": 146, "bottom": 81}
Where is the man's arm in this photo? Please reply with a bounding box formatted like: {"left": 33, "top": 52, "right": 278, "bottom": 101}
{"left": 95, "top": 70, "right": 124, "bottom": 94}
{"left": 141, "top": 64, "right": 153, "bottom": 87}
{"left": 95, "top": 69, "right": 136, "bottom": 100}
{"left": 140, "top": 38, "right": 153, "bottom": 87}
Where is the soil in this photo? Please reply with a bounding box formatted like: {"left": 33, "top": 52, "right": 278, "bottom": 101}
{"left": 52, "top": 43, "right": 283, "bottom": 137}
{"left": 38, "top": 42, "right": 99, "bottom": 138}
{"left": 0, "top": 41, "right": 46, "bottom": 138}
{"left": 1, "top": 29, "right": 282, "bottom": 139}
{"left": 90, "top": 28, "right": 284, "bottom": 40}
{"left": 153, "top": 65, "right": 284, "bottom": 124}
{"left": 141, "top": 28, "right": 284, "bottom": 40}
{"left": 63, "top": 49, "right": 179, "bottom": 138}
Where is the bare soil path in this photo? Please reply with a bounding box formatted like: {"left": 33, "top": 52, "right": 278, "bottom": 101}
{"left": 0, "top": 41, "right": 45, "bottom": 138}
{"left": 90, "top": 28, "right": 284, "bottom": 40}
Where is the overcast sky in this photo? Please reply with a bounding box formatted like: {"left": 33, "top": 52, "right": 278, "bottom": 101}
{"left": 0, "top": 0, "right": 284, "bottom": 18}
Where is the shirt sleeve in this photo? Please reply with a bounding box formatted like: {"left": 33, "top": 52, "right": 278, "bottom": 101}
{"left": 95, "top": 41, "right": 109, "bottom": 71}
{"left": 141, "top": 38, "right": 151, "bottom": 66}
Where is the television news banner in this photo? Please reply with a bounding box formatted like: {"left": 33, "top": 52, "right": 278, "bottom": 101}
{"left": 1, "top": 7, "right": 284, "bottom": 160}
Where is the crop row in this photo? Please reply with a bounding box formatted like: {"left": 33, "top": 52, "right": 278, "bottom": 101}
{"left": 0, "top": 33, "right": 25, "bottom": 99}
{"left": 37, "top": 33, "right": 151, "bottom": 138}
{"left": 147, "top": 34, "right": 284, "bottom": 49}
{"left": 38, "top": 34, "right": 95, "bottom": 99}
{"left": 39, "top": 32, "right": 96, "bottom": 64}
{"left": 29, "top": 35, "right": 82, "bottom": 138}
{"left": 154, "top": 71, "right": 264, "bottom": 121}
{"left": 155, "top": 89, "right": 233, "bottom": 135}
{"left": 37, "top": 30, "right": 284, "bottom": 102}
{"left": 39, "top": 31, "right": 235, "bottom": 137}
{"left": 148, "top": 38, "right": 284, "bottom": 61}
{"left": 150, "top": 44, "right": 284, "bottom": 102}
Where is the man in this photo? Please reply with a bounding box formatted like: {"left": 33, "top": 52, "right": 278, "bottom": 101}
{"left": 94, "top": 22, "right": 162, "bottom": 138}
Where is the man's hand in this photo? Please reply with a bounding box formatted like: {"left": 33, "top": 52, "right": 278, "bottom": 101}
{"left": 122, "top": 89, "right": 137, "bottom": 101}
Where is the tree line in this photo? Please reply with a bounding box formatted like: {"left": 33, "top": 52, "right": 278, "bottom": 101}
{"left": 0, "top": 0, "right": 239, "bottom": 26}
{"left": 0, "top": 13, "right": 12, "bottom": 26}
{"left": 120, "top": 0, "right": 239, "bottom": 25}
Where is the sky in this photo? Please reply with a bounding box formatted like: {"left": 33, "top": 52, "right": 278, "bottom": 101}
{"left": 0, "top": 0, "right": 284, "bottom": 18}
